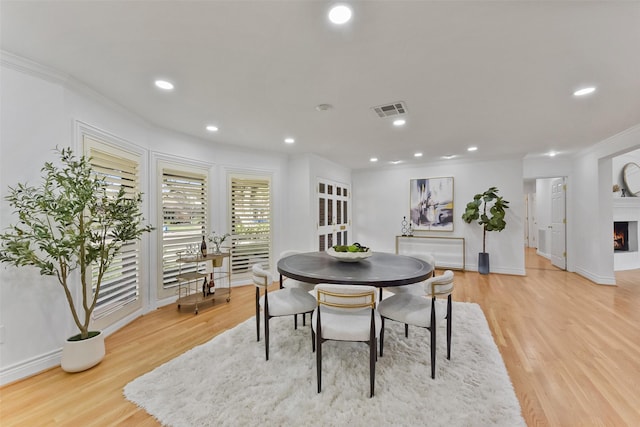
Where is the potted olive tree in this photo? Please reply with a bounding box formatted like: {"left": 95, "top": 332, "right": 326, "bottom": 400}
{"left": 461, "top": 186, "right": 510, "bottom": 274}
{"left": 0, "top": 147, "right": 153, "bottom": 372}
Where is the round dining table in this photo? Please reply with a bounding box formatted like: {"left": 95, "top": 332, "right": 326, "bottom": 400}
{"left": 277, "top": 251, "right": 433, "bottom": 288}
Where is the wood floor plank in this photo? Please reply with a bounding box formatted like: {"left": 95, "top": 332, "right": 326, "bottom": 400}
{"left": 1, "top": 249, "right": 639, "bottom": 426}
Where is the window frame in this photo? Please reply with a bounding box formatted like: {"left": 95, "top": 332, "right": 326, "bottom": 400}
{"left": 228, "top": 173, "right": 272, "bottom": 278}
{"left": 82, "top": 131, "right": 146, "bottom": 329}
{"left": 156, "top": 160, "right": 210, "bottom": 300}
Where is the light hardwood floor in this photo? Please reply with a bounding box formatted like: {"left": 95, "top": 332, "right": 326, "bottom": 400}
{"left": 1, "top": 249, "right": 639, "bottom": 426}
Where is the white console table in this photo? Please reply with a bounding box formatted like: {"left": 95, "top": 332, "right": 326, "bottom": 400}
{"left": 396, "top": 235, "right": 465, "bottom": 270}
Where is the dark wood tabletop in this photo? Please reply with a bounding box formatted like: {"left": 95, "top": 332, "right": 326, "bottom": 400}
{"left": 277, "top": 251, "right": 433, "bottom": 287}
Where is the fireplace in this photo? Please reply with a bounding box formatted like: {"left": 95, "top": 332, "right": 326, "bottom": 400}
{"left": 613, "top": 199, "right": 640, "bottom": 271}
{"left": 614, "top": 222, "right": 629, "bottom": 251}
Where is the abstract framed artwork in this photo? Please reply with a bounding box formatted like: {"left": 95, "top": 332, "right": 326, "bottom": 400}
{"left": 410, "top": 177, "right": 454, "bottom": 231}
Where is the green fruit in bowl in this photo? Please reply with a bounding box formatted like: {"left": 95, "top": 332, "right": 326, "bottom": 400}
{"left": 332, "top": 243, "right": 370, "bottom": 253}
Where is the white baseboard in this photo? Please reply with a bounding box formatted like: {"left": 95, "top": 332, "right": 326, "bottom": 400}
{"left": 536, "top": 250, "right": 551, "bottom": 259}
{"left": 574, "top": 266, "right": 616, "bottom": 285}
{"left": 0, "top": 309, "right": 144, "bottom": 386}
{"left": 0, "top": 348, "right": 61, "bottom": 386}
{"left": 465, "top": 264, "right": 526, "bottom": 276}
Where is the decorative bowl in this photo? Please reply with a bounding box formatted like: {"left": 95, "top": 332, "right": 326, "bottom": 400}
{"left": 326, "top": 247, "right": 372, "bottom": 262}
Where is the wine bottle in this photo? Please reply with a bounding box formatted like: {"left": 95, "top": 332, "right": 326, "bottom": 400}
{"left": 200, "top": 235, "right": 207, "bottom": 257}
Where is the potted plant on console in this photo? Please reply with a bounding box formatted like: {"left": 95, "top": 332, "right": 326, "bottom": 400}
{"left": 461, "top": 186, "right": 509, "bottom": 274}
{"left": 0, "top": 148, "right": 153, "bottom": 372}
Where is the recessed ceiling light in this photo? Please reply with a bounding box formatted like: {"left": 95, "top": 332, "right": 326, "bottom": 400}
{"left": 548, "top": 151, "right": 557, "bottom": 157}
{"left": 284, "top": 138, "right": 295, "bottom": 144}
{"left": 328, "top": 5, "right": 352, "bottom": 24}
{"left": 206, "top": 125, "right": 218, "bottom": 132}
{"left": 573, "top": 87, "right": 596, "bottom": 96}
{"left": 315, "top": 103, "right": 333, "bottom": 111}
{"left": 154, "top": 80, "right": 174, "bottom": 90}
{"left": 393, "top": 119, "right": 406, "bottom": 127}
{"left": 443, "top": 155, "right": 456, "bottom": 160}
{"left": 390, "top": 160, "right": 402, "bottom": 165}
{"left": 414, "top": 152, "right": 423, "bottom": 157}
{"left": 467, "top": 146, "right": 478, "bottom": 152}
{"left": 370, "top": 157, "right": 378, "bottom": 162}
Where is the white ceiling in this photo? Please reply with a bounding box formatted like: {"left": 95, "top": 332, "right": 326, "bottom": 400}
{"left": 2, "top": 1, "right": 639, "bottom": 170}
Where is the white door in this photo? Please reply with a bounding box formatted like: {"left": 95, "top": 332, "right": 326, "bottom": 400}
{"left": 523, "top": 195, "right": 529, "bottom": 247}
{"left": 550, "top": 177, "right": 566, "bottom": 269}
{"left": 529, "top": 193, "right": 537, "bottom": 248}
{"left": 317, "top": 179, "right": 350, "bottom": 251}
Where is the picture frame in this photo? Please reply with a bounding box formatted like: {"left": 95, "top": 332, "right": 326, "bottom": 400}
{"left": 410, "top": 177, "right": 454, "bottom": 231}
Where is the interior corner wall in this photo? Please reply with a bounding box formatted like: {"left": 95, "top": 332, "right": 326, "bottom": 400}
{"left": 0, "top": 65, "right": 75, "bottom": 385}
{"left": 0, "top": 60, "right": 290, "bottom": 384}
{"left": 351, "top": 158, "right": 525, "bottom": 275}
{"left": 571, "top": 124, "right": 640, "bottom": 285}
{"left": 284, "top": 154, "right": 314, "bottom": 253}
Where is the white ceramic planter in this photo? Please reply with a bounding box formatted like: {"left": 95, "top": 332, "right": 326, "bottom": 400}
{"left": 61, "top": 331, "right": 105, "bottom": 373}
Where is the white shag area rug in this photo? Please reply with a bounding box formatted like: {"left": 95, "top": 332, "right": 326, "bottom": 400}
{"left": 124, "top": 301, "right": 524, "bottom": 427}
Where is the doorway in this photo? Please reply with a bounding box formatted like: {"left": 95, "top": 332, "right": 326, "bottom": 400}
{"left": 524, "top": 177, "right": 567, "bottom": 271}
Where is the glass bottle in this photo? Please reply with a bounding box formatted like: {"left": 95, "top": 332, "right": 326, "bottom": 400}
{"left": 200, "top": 235, "right": 207, "bottom": 257}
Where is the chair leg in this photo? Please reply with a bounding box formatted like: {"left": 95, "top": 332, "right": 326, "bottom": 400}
{"left": 369, "top": 308, "right": 376, "bottom": 398}
{"left": 430, "top": 296, "right": 436, "bottom": 379}
{"left": 316, "top": 311, "right": 322, "bottom": 393}
{"left": 447, "top": 294, "right": 452, "bottom": 360}
{"left": 369, "top": 338, "right": 376, "bottom": 397}
{"left": 405, "top": 323, "right": 409, "bottom": 338}
{"left": 303, "top": 312, "right": 306, "bottom": 326}
{"left": 294, "top": 314, "right": 298, "bottom": 330}
{"left": 255, "top": 287, "right": 260, "bottom": 342}
{"left": 265, "top": 311, "right": 270, "bottom": 361}
{"left": 380, "top": 317, "right": 385, "bottom": 357}
{"left": 264, "top": 292, "right": 270, "bottom": 361}
{"left": 311, "top": 328, "right": 315, "bottom": 352}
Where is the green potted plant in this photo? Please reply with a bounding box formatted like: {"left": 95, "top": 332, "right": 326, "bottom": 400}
{"left": 461, "top": 186, "right": 510, "bottom": 274}
{"left": 0, "top": 147, "right": 153, "bottom": 372}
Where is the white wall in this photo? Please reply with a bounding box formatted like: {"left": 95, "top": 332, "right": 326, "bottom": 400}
{"left": 352, "top": 158, "right": 525, "bottom": 275}
{"left": 523, "top": 132, "right": 640, "bottom": 282}
{"left": 572, "top": 126, "right": 640, "bottom": 284}
{"left": 283, "top": 153, "right": 351, "bottom": 255}
{"left": 0, "top": 57, "right": 291, "bottom": 384}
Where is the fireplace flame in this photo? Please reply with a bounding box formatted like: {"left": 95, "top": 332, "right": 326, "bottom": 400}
{"left": 614, "top": 231, "right": 626, "bottom": 250}
{"left": 613, "top": 222, "right": 629, "bottom": 251}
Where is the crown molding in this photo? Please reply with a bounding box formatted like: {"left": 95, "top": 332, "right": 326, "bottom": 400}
{"left": 1, "top": 50, "right": 70, "bottom": 85}
{"left": 1, "top": 50, "right": 151, "bottom": 129}
{"left": 576, "top": 123, "right": 640, "bottom": 159}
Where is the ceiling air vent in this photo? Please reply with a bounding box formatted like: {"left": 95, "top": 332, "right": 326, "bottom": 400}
{"left": 371, "top": 101, "right": 407, "bottom": 118}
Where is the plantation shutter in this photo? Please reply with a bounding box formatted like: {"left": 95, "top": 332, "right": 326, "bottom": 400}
{"left": 85, "top": 137, "right": 142, "bottom": 320}
{"left": 230, "top": 176, "right": 271, "bottom": 275}
{"left": 161, "top": 168, "right": 208, "bottom": 290}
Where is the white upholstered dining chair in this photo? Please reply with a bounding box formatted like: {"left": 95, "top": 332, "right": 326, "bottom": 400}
{"left": 279, "top": 250, "right": 316, "bottom": 292}
{"left": 312, "top": 283, "right": 381, "bottom": 397}
{"left": 377, "top": 270, "right": 455, "bottom": 379}
{"left": 385, "top": 252, "right": 436, "bottom": 295}
{"left": 252, "top": 263, "right": 317, "bottom": 361}
{"left": 279, "top": 250, "right": 316, "bottom": 326}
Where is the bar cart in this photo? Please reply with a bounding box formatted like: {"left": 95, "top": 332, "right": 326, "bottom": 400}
{"left": 176, "top": 250, "right": 231, "bottom": 314}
